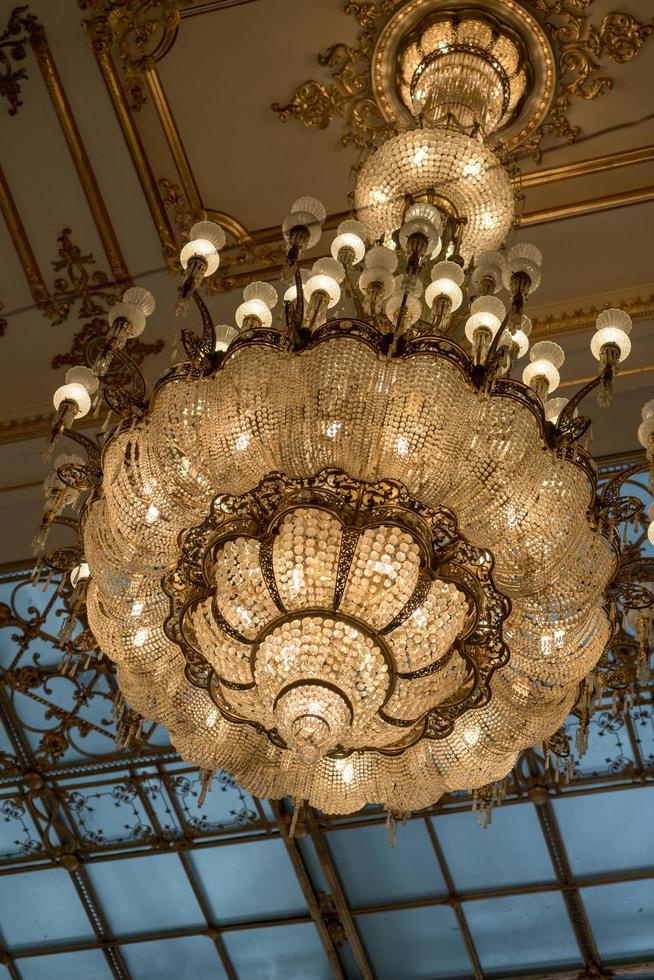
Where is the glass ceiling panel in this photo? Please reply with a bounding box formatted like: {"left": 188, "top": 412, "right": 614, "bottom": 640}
{"left": 632, "top": 701, "right": 654, "bottom": 770}
{"left": 326, "top": 820, "right": 446, "bottom": 907}
{"left": 553, "top": 786, "right": 654, "bottom": 876}
{"left": 0, "top": 868, "right": 95, "bottom": 950}
{"left": 188, "top": 838, "right": 308, "bottom": 924}
{"left": 85, "top": 853, "right": 204, "bottom": 936}
{"left": 464, "top": 891, "right": 582, "bottom": 973}
{"left": 582, "top": 880, "right": 654, "bottom": 961}
{"left": 356, "top": 906, "right": 472, "bottom": 979}
{"left": 0, "top": 795, "right": 43, "bottom": 861}
{"left": 16, "top": 949, "right": 111, "bottom": 980}
{"left": 432, "top": 803, "right": 555, "bottom": 890}
{"left": 62, "top": 778, "right": 157, "bottom": 848}
{"left": 565, "top": 711, "right": 636, "bottom": 779}
{"left": 221, "top": 922, "right": 332, "bottom": 979}
{"left": 120, "top": 936, "right": 228, "bottom": 980}
{"left": 167, "top": 769, "right": 262, "bottom": 835}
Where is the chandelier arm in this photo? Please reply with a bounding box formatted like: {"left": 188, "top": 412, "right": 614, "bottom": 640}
{"left": 554, "top": 371, "right": 608, "bottom": 446}
{"left": 292, "top": 264, "right": 305, "bottom": 338}
{"left": 342, "top": 261, "right": 365, "bottom": 319}
{"left": 53, "top": 427, "right": 102, "bottom": 469}
{"left": 599, "top": 460, "right": 649, "bottom": 507}
{"left": 102, "top": 347, "right": 147, "bottom": 416}
{"left": 483, "top": 308, "right": 515, "bottom": 380}
{"left": 179, "top": 291, "right": 217, "bottom": 369}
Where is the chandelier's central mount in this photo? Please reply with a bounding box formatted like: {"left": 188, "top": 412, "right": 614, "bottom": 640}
{"left": 354, "top": 1, "right": 556, "bottom": 254}
{"left": 397, "top": 11, "right": 528, "bottom": 135}
{"left": 372, "top": 0, "right": 555, "bottom": 148}
{"left": 169, "top": 469, "right": 511, "bottom": 765}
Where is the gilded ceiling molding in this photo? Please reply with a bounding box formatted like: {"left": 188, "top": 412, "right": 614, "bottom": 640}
{"left": 78, "top": 0, "right": 195, "bottom": 111}
{"left": 159, "top": 177, "right": 278, "bottom": 290}
{"left": 1, "top": 11, "right": 130, "bottom": 288}
{"left": 0, "top": 5, "right": 39, "bottom": 115}
{"left": 0, "top": 164, "right": 55, "bottom": 319}
{"left": 81, "top": 23, "right": 179, "bottom": 268}
{"left": 531, "top": 292, "right": 654, "bottom": 339}
{"left": 271, "top": 0, "right": 654, "bottom": 161}
{"left": 26, "top": 22, "right": 130, "bottom": 284}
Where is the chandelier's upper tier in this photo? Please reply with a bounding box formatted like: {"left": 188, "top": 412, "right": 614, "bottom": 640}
{"left": 397, "top": 13, "right": 528, "bottom": 134}
{"left": 354, "top": 128, "right": 516, "bottom": 255}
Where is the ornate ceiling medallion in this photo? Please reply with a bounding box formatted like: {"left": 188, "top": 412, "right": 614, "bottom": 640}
{"left": 371, "top": 0, "right": 555, "bottom": 153}
{"left": 271, "top": 0, "right": 654, "bottom": 160}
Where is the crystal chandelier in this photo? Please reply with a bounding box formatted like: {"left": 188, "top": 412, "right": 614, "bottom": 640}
{"left": 35, "top": 5, "right": 654, "bottom": 816}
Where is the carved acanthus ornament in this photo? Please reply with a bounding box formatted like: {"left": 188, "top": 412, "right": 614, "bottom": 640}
{"left": 272, "top": 0, "right": 394, "bottom": 149}
{"left": 45, "top": 228, "right": 163, "bottom": 372}
{"left": 537, "top": 4, "right": 654, "bottom": 148}
{"left": 0, "top": 4, "right": 39, "bottom": 116}
{"left": 79, "top": 0, "right": 194, "bottom": 110}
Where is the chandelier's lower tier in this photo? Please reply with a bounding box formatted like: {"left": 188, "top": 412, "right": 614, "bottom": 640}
{"left": 84, "top": 324, "right": 616, "bottom": 812}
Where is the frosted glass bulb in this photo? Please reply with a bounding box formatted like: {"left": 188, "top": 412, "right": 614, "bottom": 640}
{"left": 215, "top": 324, "right": 238, "bottom": 352}
{"left": 70, "top": 562, "right": 90, "bottom": 587}
{"left": 53, "top": 382, "right": 92, "bottom": 418}
{"left": 108, "top": 300, "right": 146, "bottom": 336}
{"left": 243, "top": 281, "right": 278, "bottom": 309}
{"left": 637, "top": 416, "right": 654, "bottom": 447}
{"left": 122, "top": 286, "right": 156, "bottom": 317}
{"left": 189, "top": 221, "right": 226, "bottom": 251}
{"left": 465, "top": 295, "right": 505, "bottom": 336}
{"left": 332, "top": 219, "right": 367, "bottom": 263}
{"left": 305, "top": 274, "right": 341, "bottom": 308}
{"left": 471, "top": 250, "right": 506, "bottom": 292}
{"left": 359, "top": 268, "right": 395, "bottom": 299}
{"left": 364, "top": 246, "right": 398, "bottom": 273}
{"left": 515, "top": 314, "right": 532, "bottom": 337}
{"left": 499, "top": 328, "right": 529, "bottom": 358}
{"left": 531, "top": 341, "right": 565, "bottom": 369}
{"left": 312, "top": 257, "right": 345, "bottom": 284}
{"left": 399, "top": 203, "right": 442, "bottom": 252}
{"left": 507, "top": 242, "right": 542, "bottom": 267}
{"left": 642, "top": 399, "right": 654, "bottom": 421}
{"left": 290, "top": 197, "right": 326, "bottom": 223}
{"left": 431, "top": 260, "right": 465, "bottom": 286}
{"left": 385, "top": 290, "right": 421, "bottom": 326}
{"left": 283, "top": 197, "right": 326, "bottom": 249}
{"left": 425, "top": 279, "right": 463, "bottom": 311}
{"left": 544, "top": 397, "right": 570, "bottom": 423}
{"left": 523, "top": 359, "right": 560, "bottom": 394}
{"left": 590, "top": 327, "right": 631, "bottom": 362}
{"left": 404, "top": 202, "right": 443, "bottom": 235}
{"left": 66, "top": 366, "right": 99, "bottom": 394}
{"left": 596, "top": 308, "right": 632, "bottom": 334}
{"left": 649, "top": 523, "right": 654, "bottom": 546}
{"left": 180, "top": 239, "right": 219, "bottom": 276}
{"left": 235, "top": 299, "right": 273, "bottom": 328}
